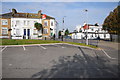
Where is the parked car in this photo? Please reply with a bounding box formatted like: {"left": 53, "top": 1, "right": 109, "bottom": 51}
{"left": 64, "top": 36, "right": 72, "bottom": 39}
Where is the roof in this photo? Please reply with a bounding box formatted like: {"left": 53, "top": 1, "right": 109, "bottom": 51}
{"left": 45, "top": 15, "right": 55, "bottom": 19}
{"left": 1, "top": 11, "right": 55, "bottom": 19}
{"left": 0, "top": 12, "right": 12, "bottom": 18}
{"left": 13, "top": 13, "right": 41, "bottom": 18}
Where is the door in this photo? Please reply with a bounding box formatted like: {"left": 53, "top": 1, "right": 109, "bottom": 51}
{"left": 23, "top": 29, "right": 30, "bottom": 39}
{"left": 23, "top": 29, "right": 26, "bottom": 39}
{"left": 27, "top": 29, "right": 30, "bottom": 39}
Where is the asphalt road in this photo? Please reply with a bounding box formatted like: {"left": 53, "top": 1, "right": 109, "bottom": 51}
{"left": 1, "top": 43, "right": 118, "bottom": 78}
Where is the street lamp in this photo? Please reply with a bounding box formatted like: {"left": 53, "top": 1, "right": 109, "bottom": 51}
{"left": 84, "top": 9, "right": 89, "bottom": 45}
{"left": 61, "top": 16, "right": 66, "bottom": 41}
{"left": 63, "top": 16, "right": 66, "bottom": 29}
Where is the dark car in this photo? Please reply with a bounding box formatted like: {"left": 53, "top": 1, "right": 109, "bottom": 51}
{"left": 64, "top": 36, "right": 72, "bottom": 39}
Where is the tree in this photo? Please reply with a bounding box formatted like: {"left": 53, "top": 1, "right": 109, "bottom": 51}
{"left": 34, "top": 22, "right": 43, "bottom": 33}
{"left": 65, "top": 29, "right": 69, "bottom": 36}
{"left": 94, "top": 23, "right": 99, "bottom": 26}
{"left": 103, "top": 6, "right": 120, "bottom": 35}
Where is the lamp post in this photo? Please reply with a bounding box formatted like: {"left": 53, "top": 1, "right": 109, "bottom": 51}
{"left": 63, "top": 16, "right": 66, "bottom": 29}
{"left": 61, "top": 16, "right": 66, "bottom": 41}
{"left": 84, "top": 9, "right": 88, "bottom": 45}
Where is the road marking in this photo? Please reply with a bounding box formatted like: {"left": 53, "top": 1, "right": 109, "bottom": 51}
{"left": 9, "top": 64, "right": 12, "bottom": 66}
{"left": 53, "top": 44, "right": 66, "bottom": 48}
{"left": 1, "top": 46, "right": 7, "bottom": 52}
{"left": 22, "top": 46, "right": 26, "bottom": 50}
{"left": 50, "top": 44, "right": 59, "bottom": 47}
{"left": 39, "top": 45, "right": 46, "bottom": 49}
{"left": 62, "top": 46, "right": 65, "bottom": 48}
{"left": 101, "top": 49, "right": 116, "bottom": 59}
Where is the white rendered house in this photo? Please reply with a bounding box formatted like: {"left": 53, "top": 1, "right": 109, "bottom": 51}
{"left": 1, "top": 8, "right": 57, "bottom": 39}
{"left": 11, "top": 18, "right": 42, "bottom": 39}
{"left": 72, "top": 23, "right": 110, "bottom": 40}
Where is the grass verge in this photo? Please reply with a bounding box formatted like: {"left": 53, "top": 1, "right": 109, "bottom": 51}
{"left": 1, "top": 39, "right": 98, "bottom": 48}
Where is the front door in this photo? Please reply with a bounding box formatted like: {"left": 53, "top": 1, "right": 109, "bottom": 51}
{"left": 27, "top": 29, "right": 30, "bottom": 39}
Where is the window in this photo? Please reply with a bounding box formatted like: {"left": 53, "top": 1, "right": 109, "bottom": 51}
{"left": 2, "top": 20, "right": 8, "bottom": 25}
{"left": 34, "top": 21, "right": 37, "bottom": 23}
{"left": 51, "top": 21, "right": 53, "bottom": 26}
{"left": 24, "top": 21, "right": 26, "bottom": 25}
{"left": 91, "top": 29, "right": 94, "bottom": 31}
{"left": 44, "top": 21, "right": 48, "bottom": 26}
{"left": 91, "top": 34, "right": 93, "bottom": 37}
{"left": 16, "top": 20, "right": 19, "bottom": 25}
{"left": 2, "top": 27, "right": 8, "bottom": 35}
{"left": 95, "top": 33, "right": 97, "bottom": 37}
{"left": 34, "top": 29, "right": 38, "bottom": 34}
{"left": 27, "top": 21, "right": 30, "bottom": 25}
{"left": 43, "top": 28, "right": 48, "bottom": 34}
{"left": 104, "top": 34, "right": 106, "bottom": 38}
{"left": 12, "top": 21, "right": 14, "bottom": 27}
{"left": 79, "top": 29, "right": 82, "bottom": 32}
{"left": 16, "top": 29, "right": 20, "bottom": 36}
{"left": 24, "top": 21, "right": 27, "bottom": 25}
{"left": 98, "top": 29, "right": 101, "bottom": 32}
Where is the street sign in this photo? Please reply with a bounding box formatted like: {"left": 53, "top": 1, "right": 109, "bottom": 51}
{"left": 42, "top": 14, "right": 46, "bottom": 19}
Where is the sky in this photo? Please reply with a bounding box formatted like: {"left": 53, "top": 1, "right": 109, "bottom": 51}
{"left": 1, "top": 1, "right": 119, "bottom": 32}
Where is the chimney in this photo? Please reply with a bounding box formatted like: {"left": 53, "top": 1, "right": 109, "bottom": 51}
{"left": 38, "top": 10, "right": 42, "bottom": 17}
{"left": 12, "top": 8, "right": 17, "bottom": 16}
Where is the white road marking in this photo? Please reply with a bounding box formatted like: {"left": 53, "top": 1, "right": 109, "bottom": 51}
{"left": 101, "top": 49, "right": 116, "bottom": 59}
{"left": 9, "top": 64, "right": 12, "bottom": 66}
{"left": 22, "top": 46, "right": 26, "bottom": 50}
{"left": 52, "top": 44, "right": 66, "bottom": 48}
{"left": 62, "top": 46, "right": 65, "bottom": 48}
{"left": 51, "top": 44, "right": 59, "bottom": 47}
{"left": 1, "top": 46, "right": 7, "bottom": 52}
{"left": 39, "top": 45, "right": 46, "bottom": 49}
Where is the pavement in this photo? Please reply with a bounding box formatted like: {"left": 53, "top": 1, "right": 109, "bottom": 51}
{"left": 1, "top": 42, "right": 118, "bottom": 78}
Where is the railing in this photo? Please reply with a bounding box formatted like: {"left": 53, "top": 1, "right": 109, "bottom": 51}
{"left": 43, "top": 37, "right": 99, "bottom": 47}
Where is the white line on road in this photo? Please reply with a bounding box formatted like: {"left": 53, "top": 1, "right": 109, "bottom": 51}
{"left": 62, "top": 46, "right": 65, "bottom": 48}
{"left": 22, "top": 46, "right": 26, "bottom": 50}
{"left": 101, "top": 49, "right": 116, "bottom": 59}
{"left": 51, "top": 44, "right": 66, "bottom": 48}
{"left": 9, "top": 64, "right": 12, "bottom": 66}
{"left": 39, "top": 45, "right": 46, "bottom": 49}
{"left": 1, "top": 46, "right": 7, "bottom": 52}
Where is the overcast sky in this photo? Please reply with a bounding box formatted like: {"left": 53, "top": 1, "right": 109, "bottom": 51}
{"left": 1, "top": 1, "right": 119, "bottom": 31}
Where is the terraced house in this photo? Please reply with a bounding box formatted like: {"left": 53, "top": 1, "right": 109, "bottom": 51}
{"left": 0, "top": 9, "right": 57, "bottom": 39}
